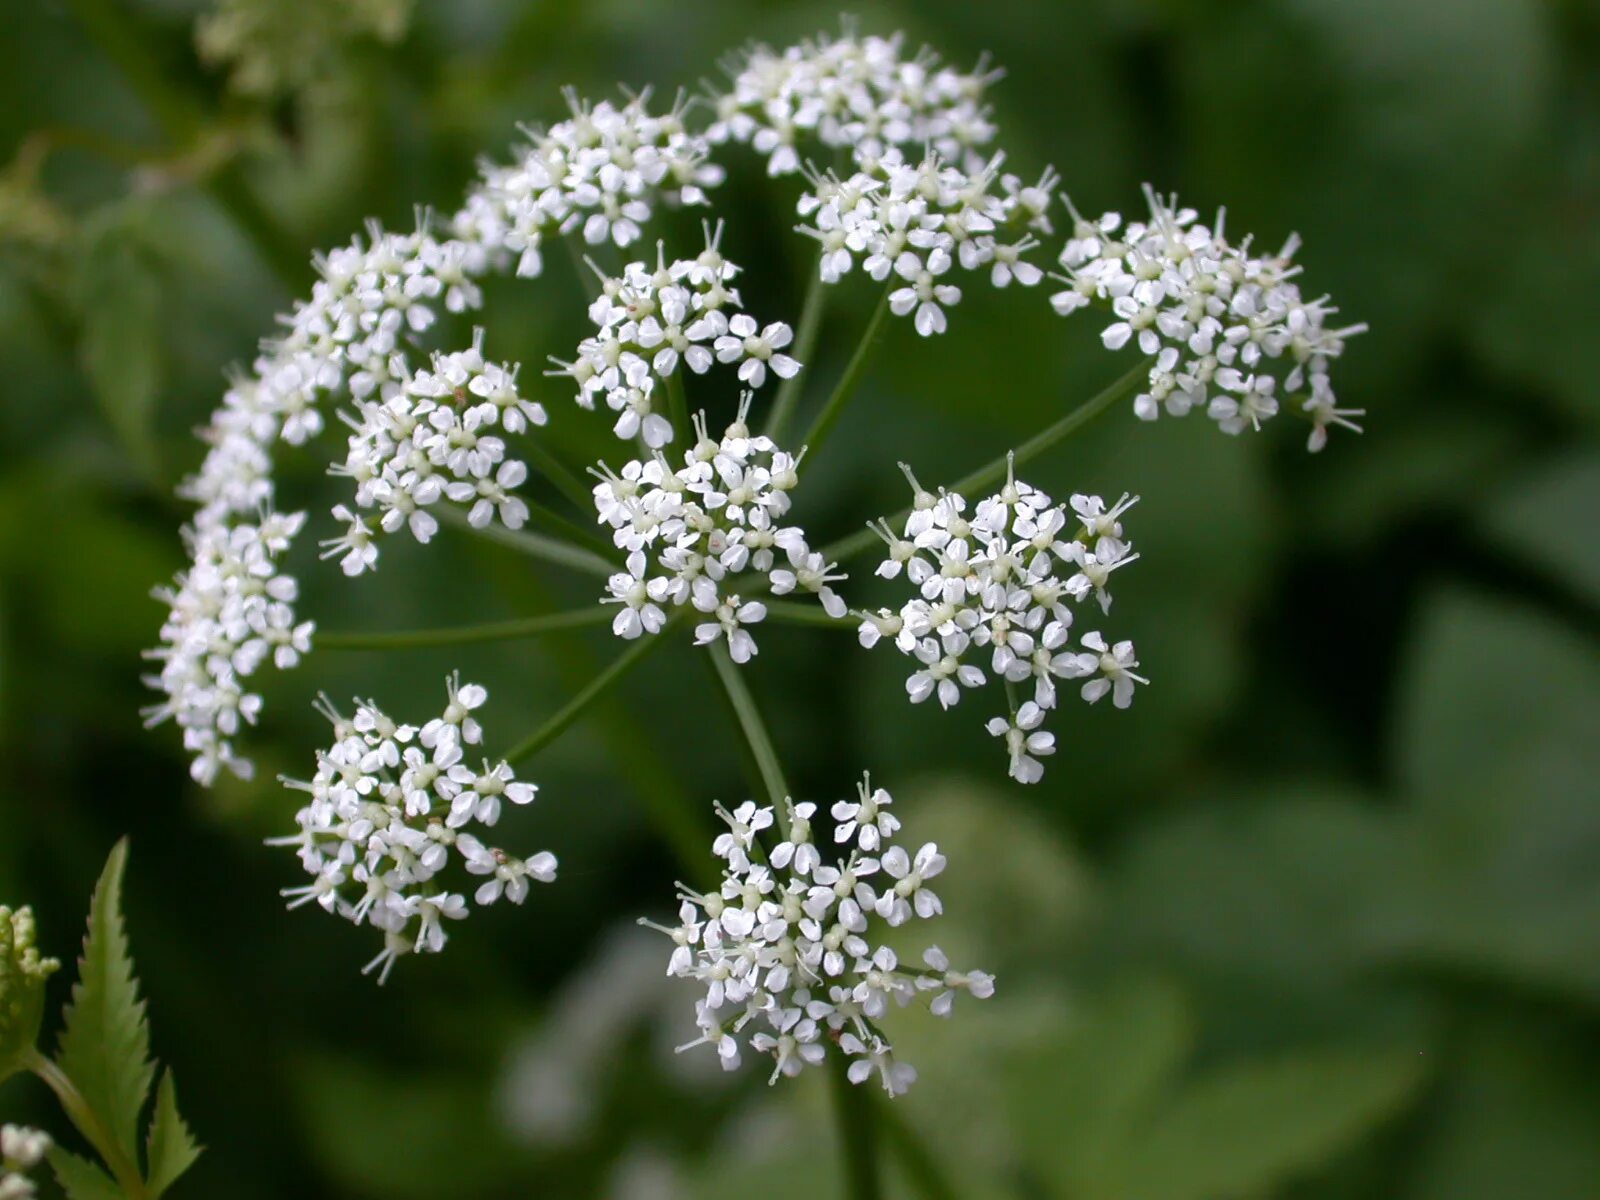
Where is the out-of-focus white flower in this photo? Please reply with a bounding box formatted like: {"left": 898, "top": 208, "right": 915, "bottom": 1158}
{"left": 148, "top": 218, "right": 491, "bottom": 784}
{"left": 590, "top": 398, "right": 845, "bottom": 661}
{"left": 271, "top": 678, "right": 554, "bottom": 982}
{"left": 645, "top": 777, "right": 992, "bottom": 1094}
{"left": 708, "top": 24, "right": 1004, "bottom": 176}
{"left": 858, "top": 458, "right": 1145, "bottom": 783}
{"left": 1050, "top": 186, "right": 1367, "bottom": 449}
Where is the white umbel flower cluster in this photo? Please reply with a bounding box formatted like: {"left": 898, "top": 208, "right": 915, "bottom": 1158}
{"left": 591, "top": 400, "right": 846, "bottom": 660}
{"left": 795, "top": 148, "right": 1056, "bottom": 335}
{"left": 1051, "top": 186, "right": 1368, "bottom": 450}
{"left": 648, "top": 777, "right": 994, "bottom": 1095}
{"left": 0, "top": 1125, "right": 51, "bottom": 1200}
{"left": 708, "top": 26, "right": 1002, "bottom": 176}
{"left": 551, "top": 227, "right": 798, "bottom": 447}
{"left": 857, "top": 460, "right": 1146, "bottom": 784}
{"left": 147, "top": 219, "right": 489, "bottom": 784}
{"left": 273, "top": 676, "right": 555, "bottom": 983}
{"left": 327, "top": 332, "right": 546, "bottom": 575}
{"left": 454, "top": 88, "right": 723, "bottom": 277}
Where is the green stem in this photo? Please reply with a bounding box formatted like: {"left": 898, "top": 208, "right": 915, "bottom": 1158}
{"left": 26, "top": 1050, "right": 148, "bottom": 1200}
{"left": 821, "top": 356, "right": 1151, "bottom": 563}
{"left": 499, "top": 630, "right": 666, "bottom": 765}
{"left": 880, "top": 1099, "right": 960, "bottom": 1200}
{"left": 524, "top": 440, "right": 597, "bottom": 514}
{"left": 437, "top": 505, "right": 616, "bottom": 578}
{"left": 62, "top": 0, "right": 304, "bottom": 290}
{"left": 316, "top": 607, "right": 610, "bottom": 650}
{"left": 523, "top": 497, "right": 616, "bottom": 557}
{"left": 665, "top": 371, "right": 690, "bottom": 445}
{"left": 828, "top": 1055, "right": 884, "bottom": 1200}
{"left": 564, "top": 234, "right": 602, "bottom": 302}
{"left": 765, "top": 261, "right": 829, "bottom": 442}
{"left": 800, "top": 283, "right": 893, "bottom": 462}
{"left": 764, "top": 599, "right": 852, "bottom": 629}
{"left": 704, "top": 644, "right": 791, "bottom": 829}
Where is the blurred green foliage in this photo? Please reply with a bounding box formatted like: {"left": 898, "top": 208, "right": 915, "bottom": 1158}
{"left": 1, "top": 0, "right": 1597, "bottom": 1197}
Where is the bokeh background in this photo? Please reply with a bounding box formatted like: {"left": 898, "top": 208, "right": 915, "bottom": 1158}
{"left": 3, "top": 0, "right": 1598, "bottom": 1196}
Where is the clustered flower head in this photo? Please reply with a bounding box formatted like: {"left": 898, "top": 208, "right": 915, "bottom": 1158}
{"left": 0, "top": 907, "right": 59, "bottom": 1078}
{"left": 327, "top": 331, "right": 545, "bottom": 575}
{"left": 455, "top": 88, "right": 723, "bottom": 277}
{"left": 858, "top": 458, "right": 1146, "bottom": 784}
{"left": 796, "top": 147, "right": 1056, "bottom": 336}
{"left": 0, "top": 1124, "right": 52, "bottom": 1200}
{"left": 147, "top": 218, "right": 489, "bottom": 783}
{"left": 647, "top": 777, "right": 993, "bottom": 1095}
{"left": 708, "top": 25, "right": 1002, "bottom": 176}
{"left": 1051, "top": 185, "right": 1368, "bottom": 451}
{"left": 592, "top": 399, "right": 846, "bottom": 660}
{"left": 550, "top": 226, "right": 798, "bottom": 447}
{"left": 272, "top": 676, "right": 555, "bottom": 983}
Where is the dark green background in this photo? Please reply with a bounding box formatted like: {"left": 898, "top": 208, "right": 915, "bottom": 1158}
{"left": 2, "top": 0, "right": 1598, "bottom": 1196}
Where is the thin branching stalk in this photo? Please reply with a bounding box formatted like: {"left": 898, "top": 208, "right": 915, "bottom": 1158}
{"left": 704, "top": 645, "right": 791, "bottom": 833}
{"left": 801, "top": 283, "right": 893, "bottom": 462}
{"left": 523, "top": 440, "right": 598, "bottom": 514}
{"left": 500, "top": 630, "right": 667, "bottom": 765}
{"left": 666, "top": 370, "right": 691, "bottom": 445}
{"left": 523, "top": 497, "right": 617, "bottom": 557}
{"left": 765, "top": 261, "right": 829, "bottom": 441}
{"left": 821, "top": 356, "right": 1152, "bottom": 563}
{"left": 316, "top": 608, "right": 611, "bottom": 651}
{"left": 763, "top": 599, "right": 854, "bottom": 628}
{"left": 436, "top": 504, "right": 617, "bottom": 577}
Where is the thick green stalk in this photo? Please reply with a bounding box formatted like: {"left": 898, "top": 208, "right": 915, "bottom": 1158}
{"left": 828, "top": 1056, "right": 884, "bottom": 1200}
{"left": 26, "top": 1050, "right": 148, "bottom": 1200}
{"left": 500, "top": 631, "right": 666, "bottom": 765}
{"left": 880, "top": 1099, "right": 960, "bottom": 1200}
{"left": 800, "top": 283, "right": 893, "bottom": 462}
{"left": 821, "top": 357, "right": 1152, "bottom": 563}
{"left": 316, "top": 607, "right": 611, "bottom": 651}
{"left": 764, "top": 263, "right": 829, "bottom": 442}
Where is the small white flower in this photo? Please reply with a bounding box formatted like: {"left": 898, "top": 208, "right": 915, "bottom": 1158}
{"left": 647, "top": 775, "right": 990, "bottom": 1095}
{"left": 274, "top": 681, "right": 554, "bottom": 980}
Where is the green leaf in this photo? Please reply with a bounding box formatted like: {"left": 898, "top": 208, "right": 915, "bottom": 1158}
{"left": 1115, "top": 1045, "right": 1426, "bottom": 1200}
{"left": 47, "top": 1147, "right": 124, "bottom": 1200}
{"left": 1395, "top": 589, "right": 1599, "bottom": 803}
{"left": 1009, "top": 978, "right": 1192, "bottom": 1197}
{"left": 1479, "top": 453, "right": 1600, "bottom": 610}
{"left": 145, "top": 1071, "right": 202, "bottom": 1196}
{"left": 56, "top": 839, "right": 154, "bottom": 1172}
{"left": 76, "top": 214, "right": 165, "bottom": 474}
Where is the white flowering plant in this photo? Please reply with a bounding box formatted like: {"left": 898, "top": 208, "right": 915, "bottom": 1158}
{"left": 130, "top": 19, "right": 1365, "bottom": 1195}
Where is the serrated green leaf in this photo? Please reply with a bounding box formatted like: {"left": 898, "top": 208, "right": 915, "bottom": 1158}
{"left": 145, "top": 1071, "right": 202, "bottom": 1197}
{"left": 57, "top": 839, "right": 154, "bottom": 1171}
{"left": 47, "top": 1146, "right": 124, "bottom": 1200}
{"left": 1115, "top": 1045, "right": 1426, "bottom": 1200}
